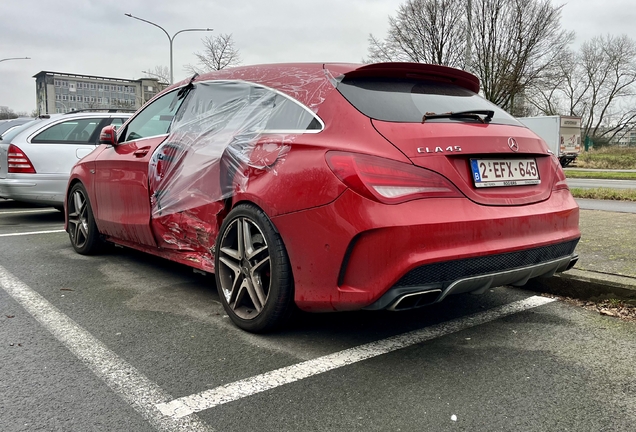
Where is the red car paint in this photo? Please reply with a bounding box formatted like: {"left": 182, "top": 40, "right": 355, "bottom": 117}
{"left": 66, "top": 62, "right": 580, "bottom": 313}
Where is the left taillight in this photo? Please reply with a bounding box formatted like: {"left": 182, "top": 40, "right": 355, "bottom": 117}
{"left": 7, "top": 144, "right": 36, "bottom": 174}
{"left": 325, "top": 151, "right": 462, "bottom": 204}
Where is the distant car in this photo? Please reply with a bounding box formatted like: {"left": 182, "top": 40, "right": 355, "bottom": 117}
{"left": 0, "top": 118, "right": 34, "bottom": 137}
{"left": 0, "top": 111, "right": 131, "bottom": 208}
{"left": 65, "top": 63, "right": 580, "bottom": 332}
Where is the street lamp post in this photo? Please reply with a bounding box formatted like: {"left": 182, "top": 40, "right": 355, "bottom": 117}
{"left": 0, "top": 57, "right": 31, "bottom": 63}
{"left": 125, "top": 13, "right": 212, "bottom": 84}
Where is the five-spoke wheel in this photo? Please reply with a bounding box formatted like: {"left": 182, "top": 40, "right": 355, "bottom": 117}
{"left": 215, "top": 204, "right": 293, "bottom": 332}
{"left": 67, "top": 183, "right": 101, "bottom": 254}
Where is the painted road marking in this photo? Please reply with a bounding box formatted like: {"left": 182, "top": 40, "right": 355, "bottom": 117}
{"left": 0, "top": 209, "right": 58, "bottom": 215}
{"left": 157, "top": 296, "right": 556, "bottom": 418}
{"left": 0, "top": 229, "right": 65, "bottom": 237}
{"left": 0, "top": 265, "right": 214, "bottom": 432}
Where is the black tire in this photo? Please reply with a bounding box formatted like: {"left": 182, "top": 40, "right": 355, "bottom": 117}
{"left": 215, "top": 203, "right": 294, "bottom": 333}
{"left": 67, "top": 183, "right": 102, "bottom": 255}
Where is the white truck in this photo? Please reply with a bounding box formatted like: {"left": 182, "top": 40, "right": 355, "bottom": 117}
{"left": 517, "top": 116, "right": 582, "bottom": 167}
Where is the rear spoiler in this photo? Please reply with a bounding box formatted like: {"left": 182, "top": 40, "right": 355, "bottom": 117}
{"left": 333, "top": 62, "right": 480, "bottom": 93}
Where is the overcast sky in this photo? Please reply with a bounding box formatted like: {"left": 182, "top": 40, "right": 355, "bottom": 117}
{"left": 2, "top": 0, "right": 636, "bottom": 114}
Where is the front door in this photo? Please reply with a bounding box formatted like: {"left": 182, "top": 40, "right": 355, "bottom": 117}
{"left": 93, "top": 89, "right": 185, "bottom": 246}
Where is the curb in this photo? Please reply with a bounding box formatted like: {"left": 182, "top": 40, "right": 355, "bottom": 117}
{"left": 524, "top": 268, "right": 636, "bottom": 304}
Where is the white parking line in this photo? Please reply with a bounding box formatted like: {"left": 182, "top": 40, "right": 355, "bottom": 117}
{"left": 0, "top": 209, "right": 58, "bottom": 215}
{"left": 157, "top": 295, "right": 556, "bottom": 418}
{"left": 0, "top": 265, "right": 214, "bottom": 432}
{"left": 0, "top": 229, "right": 65, "bottom": 237}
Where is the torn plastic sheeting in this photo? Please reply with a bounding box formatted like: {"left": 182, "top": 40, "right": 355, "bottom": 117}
{"left": 150, "top": 81, "right": 298, "bottom": 219}
{"left": 147, "top": 75, "right": 335, "bottom": 259}
{"left": 188, "top": 66, "right": 340, "bottom": 112}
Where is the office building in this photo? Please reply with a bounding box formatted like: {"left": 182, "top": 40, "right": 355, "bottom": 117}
{"left": 34, "top": 71, "right": 167, "bottom": 115}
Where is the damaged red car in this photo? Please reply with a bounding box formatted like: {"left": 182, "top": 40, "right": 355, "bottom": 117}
{"left": 65, "top": 63, "right": 580, "bottom": 332}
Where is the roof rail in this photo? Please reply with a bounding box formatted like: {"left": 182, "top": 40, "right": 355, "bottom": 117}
{"left": 63, "top": 108, "right": 136, "bottom": 115}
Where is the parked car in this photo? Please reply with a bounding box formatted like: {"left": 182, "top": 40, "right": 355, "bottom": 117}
{"left": 65, "top": 63, "right": 580, "bottom": 332}
{"left": 0, "top": 117, "right": 34, "bottom": 137}
{"left": 0, "top": 110, "right": 131, "bottom": 208}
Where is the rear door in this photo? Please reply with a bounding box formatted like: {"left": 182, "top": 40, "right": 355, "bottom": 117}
{"left": 27, "top": 116, "right": 108, "bottom": 174}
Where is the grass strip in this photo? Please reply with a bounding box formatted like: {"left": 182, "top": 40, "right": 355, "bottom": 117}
{"left": 565, "top": 170, "right": 636, "bottom": 180}
{"left": 570, "top": 187, "right": 636, "bottom": 201}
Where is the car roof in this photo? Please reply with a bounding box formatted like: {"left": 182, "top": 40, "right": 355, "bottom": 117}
{"left": 161, "top": 62, "right": 481, "bottom": 108}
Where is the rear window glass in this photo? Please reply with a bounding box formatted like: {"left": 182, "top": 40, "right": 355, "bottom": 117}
{"left": 32, "top": 118, "right": 102, "bottom": 143}
{"left": 0, "top": 120, "right": 40, "bottom": 142}
{"left": 337, "top": 77, "right": 521, "bottom": 126}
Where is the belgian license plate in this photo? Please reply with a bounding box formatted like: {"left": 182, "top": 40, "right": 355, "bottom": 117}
{"left": 470, "top": 158, "right": 540, "bottom": 188}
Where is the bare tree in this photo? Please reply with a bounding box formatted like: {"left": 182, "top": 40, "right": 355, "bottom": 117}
{"left": 366, "top": 0, "right": 573, "bottom": 115}
{"left": 366, "top": 0, "right": 465, "bottom": 66}
{"left": 470, "top": 0, "right": 573, "bottom": 114}
{"left": 0, "top": 107, "right": 19, "bottom": 120}
{"left": 527, "top": 35, "right": 636, "bottom": 142}
{"left": 143, "top": 65, "right": 170, "bottom": 85}
{"left": 185, "top": 33, "right": 241, "bottom": 74}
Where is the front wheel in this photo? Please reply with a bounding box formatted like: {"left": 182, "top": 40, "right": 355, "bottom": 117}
{"left": 67, "top": 183, "right": 101, "bottom": 255}
{"left": 215, "top": 204, "right": 294, "bottom": 333}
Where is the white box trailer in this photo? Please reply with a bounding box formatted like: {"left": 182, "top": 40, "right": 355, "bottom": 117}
{"left": 517, "top": 116, "right": 582, "bottom": 167}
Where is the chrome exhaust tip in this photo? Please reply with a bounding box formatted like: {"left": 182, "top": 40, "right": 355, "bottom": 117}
{"left": 388, "top": 289, "right": 442, "bottom": 311}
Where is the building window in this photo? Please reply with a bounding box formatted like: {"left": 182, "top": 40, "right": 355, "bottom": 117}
{"left": 56, "top": 94, "right": 60, "bottom": 100}
{"left": 62, "top": 95, "right": 67, "bottom": 101}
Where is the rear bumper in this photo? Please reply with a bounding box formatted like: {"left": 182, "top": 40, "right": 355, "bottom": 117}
{"left": 0, "top": 175, "right": 68, "bottom": 206}
{"left": 272, "top": 189, "right": 580, "bottom": 312}
{"left": 364, "top": 247, "right": 578, "bottom": 311}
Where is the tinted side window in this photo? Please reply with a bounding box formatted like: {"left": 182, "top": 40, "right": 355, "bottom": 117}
{"left": 32, "top": 118, "right": 102, "bottom": 143}
{"left": 265, "top": 94, "right": 322, "bottom": 131}
{"left": 122, "top": 90, "right": 183, "bottom": 142}
{"left": 337, "top": 77, "right": 521, "bottom": 126}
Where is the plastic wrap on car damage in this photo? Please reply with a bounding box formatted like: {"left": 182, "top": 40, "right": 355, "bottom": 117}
{"left": 147, "top": 69, "right": 338, "bottom": 269}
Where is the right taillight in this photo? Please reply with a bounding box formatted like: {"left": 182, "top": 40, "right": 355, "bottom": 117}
{"left": 551, "top": 155, "right": 568, "bottom": 191}
{"left": 8, "top": 144, "right": 37, "bottom": 174}
{"left": 326, "top": 151, "right": 462, "bottom": 204}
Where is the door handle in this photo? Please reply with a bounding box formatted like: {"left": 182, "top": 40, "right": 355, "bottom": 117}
{"left": 133, "top": 146, "right": 150, "bottom": 157}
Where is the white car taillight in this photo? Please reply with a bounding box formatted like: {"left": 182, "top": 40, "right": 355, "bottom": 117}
{"left": 8, "top": 144, "right": 37, "bottom": 174}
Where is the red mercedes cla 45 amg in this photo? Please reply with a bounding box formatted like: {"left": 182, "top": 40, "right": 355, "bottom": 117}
{"left": 65, "top": 63, "right": 579, "bottom": 332}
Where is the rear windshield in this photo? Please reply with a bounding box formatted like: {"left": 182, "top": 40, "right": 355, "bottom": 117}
{"left": 0, "top": 119, "right": 40, "bottom": 142}
{"left": 336, "top": 77, "right": 521, "bottom": 126}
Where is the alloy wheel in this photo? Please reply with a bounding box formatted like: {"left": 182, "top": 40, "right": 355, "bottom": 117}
{"left": 217, "top": 217, "right": 271, "bottom": 320}
{"left": 68, "top": 188, "right": 90, "bottom": 249}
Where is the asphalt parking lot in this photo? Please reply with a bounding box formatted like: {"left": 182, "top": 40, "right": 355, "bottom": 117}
{"left": 1, "top": 199, "right": 636, "bottom": 432}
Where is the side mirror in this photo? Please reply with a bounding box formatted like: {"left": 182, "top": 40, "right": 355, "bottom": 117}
{"left": 99, "top": 125, "right": 118, "bottom": 145}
